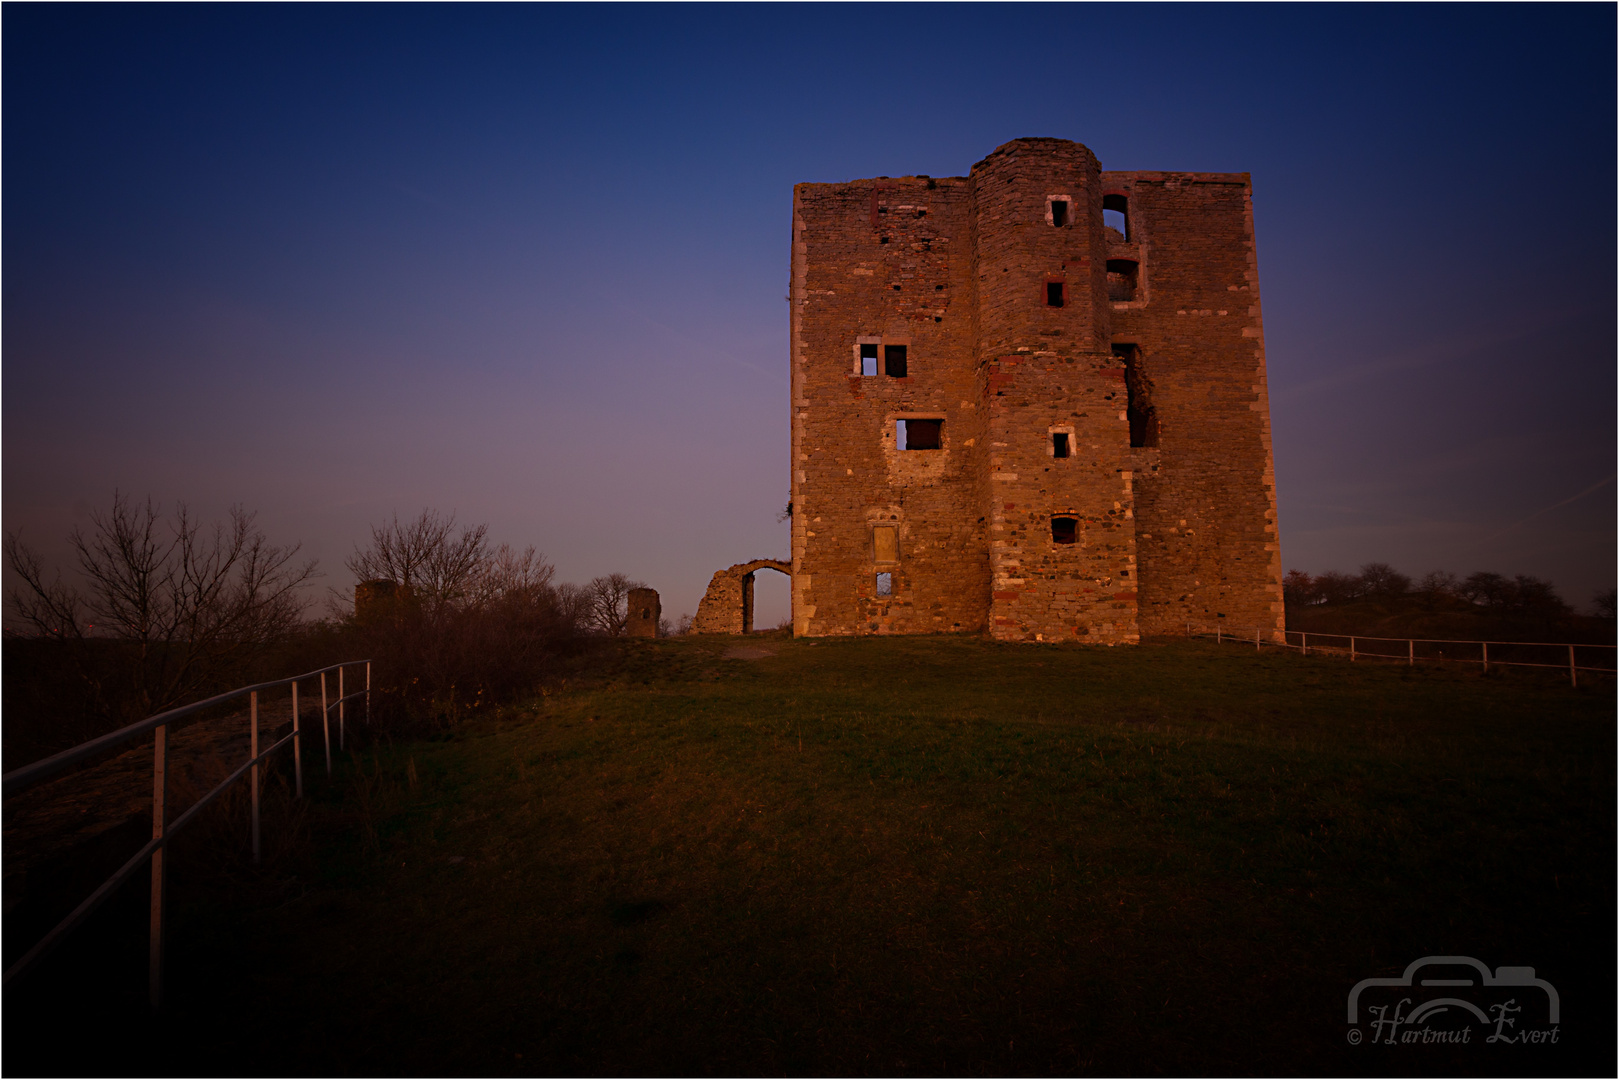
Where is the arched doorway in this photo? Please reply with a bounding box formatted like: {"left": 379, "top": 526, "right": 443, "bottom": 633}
{"left": 692, "top": 559, "right": 792, "bottom": 634}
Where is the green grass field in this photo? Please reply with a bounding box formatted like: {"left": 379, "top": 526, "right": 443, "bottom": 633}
{"left": 8, "top": 634, "right": 1615, "bottom": 1076}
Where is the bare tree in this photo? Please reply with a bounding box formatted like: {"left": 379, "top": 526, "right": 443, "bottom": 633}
{"left": 345, "top": 510, "right": 488, "bottom": 611}
{"left": 583, "top": 573, "right": 646, "bottom": 637}
{"left": 5, "top": 494, "right": 317, "bottom": 721}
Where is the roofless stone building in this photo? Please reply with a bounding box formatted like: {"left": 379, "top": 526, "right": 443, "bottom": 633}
{"left": 698, "top": 137, "right": 1283, "bottom": 642}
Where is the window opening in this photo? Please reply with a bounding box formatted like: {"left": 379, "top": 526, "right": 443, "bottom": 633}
{"left": 1052, "top": 517, "right": 1078, "bottom": 545}
{"left": 884, "top": 344, "right": 908, "bottom": 378}
{"left": 1102, "top": 193, "right": 1129, "bottom": 240}
{"left": 1052, "top": 432, "right": 1070, "bottom": 458}
{"left": 1106, "top": 259, "right": 1138, "bottom": 303}
{"left": 860, "top": 343, "right": 879, "bottom": 376}
{"left": 875, "top": 572, "right": 893, "bottom": 596}
{"left": 1045, "top": 281, "right": 1065, "bottom": 308}
{"left": 1113, "top": 343, "right": 1159, "bottom": 448}
{"left": 1049, "top": 199, "right": 1069, "bottom": 227}
{"left": 873, "top": 526, "right": 898, "bottom": 564}
{"left": 897, "top": 418, "right": 942, "bottom": 450}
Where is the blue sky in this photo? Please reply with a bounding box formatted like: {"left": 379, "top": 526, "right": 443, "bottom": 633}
{"left": 5, "top": 3, "right": 1614, "bottom": 625}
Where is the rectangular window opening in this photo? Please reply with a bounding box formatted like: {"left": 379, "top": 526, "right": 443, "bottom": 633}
{"left": 897, "top": 418, "right": 942, "bottom": 450}
{"left": 1049, "top": 199, "right": 1069, "bottom": 227}
{"left": 1102, "top": 193, "right": 1129, "bottom": 241}
{"left": 875, "top": 572, "right": 893, "bottom": 596}
{"left": 860, "top": 343, "right": 879, "bottom": 377}
{"left": 1052, "top": 432, "right": 1070, "bottom": 458}
{"left": 1106, "top": 259, "right": 1138, "bottom": 303}
{"left": 873, "top": 525, "right": 898, "bottom": 564}
{"left": 1045, "top": 281, "right": 1065, "bottom": 308}
{"left": 884, "top": 344, "right": 908, "bottom": 378}
{"left": 1052, "top": 517, "right": 1078, "bottom": 545}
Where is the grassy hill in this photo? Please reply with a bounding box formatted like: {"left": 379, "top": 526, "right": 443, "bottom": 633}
{"left": 6, "top": 634, "right": 1613, "bottom": 1075}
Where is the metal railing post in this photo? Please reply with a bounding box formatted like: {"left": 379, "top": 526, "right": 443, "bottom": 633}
{"left": 338, "top": 666, "right": 346, "bottom": 752}
{"left": 1570, "top": 645, "right": 1577, "bottom": 687}
{"left": 1216, "top": 626, "right": 1221, "bottom": 645}
{"left": 321, "top": 671, "right": 332, "bottom": 775}
{"left": 250, "top": 691, "right": 261, "bottom": 864}
{"left": 1408, "top": 640, "right": 1414, "bottom": 666}
{"left": 1350, "top": 636, "right": 1356, "bottom": 661}
{"left": 1301, "top": 632, "right": 1307, "bottom": 657}
{"left": 292, "top": 680, "right": 303, "bottom": 799}
{"left": 149, "top": 723, "right": 167, "bottom": 1011}
{"left": 366, "top": 661, "right": 372, "bottom": 726}
{"left": 1482, "top": 642, "right": 1488, "bottom": 673}
{"left": 1256, "top": 627, "right": 1261, "bottom": 651}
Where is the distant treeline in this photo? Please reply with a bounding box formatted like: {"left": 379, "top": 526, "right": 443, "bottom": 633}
{"left": 1282, "top": 562, "right": 1615, "bottom": 643}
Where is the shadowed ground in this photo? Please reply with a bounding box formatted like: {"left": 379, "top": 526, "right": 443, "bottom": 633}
{"left": 5, "top": 634, "right": 1613, "bottom": 1076}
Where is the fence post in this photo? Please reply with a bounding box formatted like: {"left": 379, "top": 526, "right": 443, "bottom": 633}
{"left": 366, "top": 661, "right": 372, "bottom": 726}
{"left": 321, "top": 671, "right": 332, "bottom": 775}
{"left": 1301, "top": 632, "right": 1307, "bottom": 657}
{"left": 292, "top": 680, "right": 303, "bottom": 799}
{"left": 1256, "top": 627, "right": 1261, "bottom": 651}
{"left": 1350, "top": 636, "right": 1356, "bottom": 662}
{"left": 149, "top": 723, "right": 167, "bottom": 1011}
{"left": 1217, "top": 626, "right": 1221, "bottom": 645}
{"left": 1408, "top": 640, "right": 1414, "bottom": 666}
{"left": 250, "top": 691, "right": 260, "bottom": 864}
{"left": 1482, "top": 642, "right": 1488, "bottom": 673}
{"left": 339, "top": 666, "right": 346, "bottom": 752}
{"left": 1570, "top": 645, "right": 1577, "bottom": 687}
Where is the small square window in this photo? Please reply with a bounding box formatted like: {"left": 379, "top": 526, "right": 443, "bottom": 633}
{"left": 1046, "top": 281, "right": 1065, "bottom": 308}
{"left": 1106, "top": 260, "right": 1139, "bottom": 303}
{"left": 1052, "top": 517, "right": 1078, "bottom": 545}
{"left": 897, "top": 418, "right": 942, "bottom": 450}
{"left": 1052, "top": 432, "right": 1070, "bottom": 458}
{"left": 884, "top": 344, "right": 908, "bottom": 378}
{"left": 876, "top": 572, "right": 893, "bottom": 596}
{"left": 860, "top": 343, "right": 879, "bottom": 377}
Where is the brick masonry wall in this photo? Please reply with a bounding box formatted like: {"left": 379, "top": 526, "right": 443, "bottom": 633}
{"left": 788, "top": 139, "right": 1281, "bottom": 642}
{"left": 791, "top": 177, "right": 990, "bottom": 636}
{"left": 1103, "top": 172, "right": 1284, "bottom": 636}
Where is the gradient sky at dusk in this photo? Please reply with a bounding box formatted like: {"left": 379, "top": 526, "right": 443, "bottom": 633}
{"left": 5, "top": 4, "right": 1615, "bottom": 627}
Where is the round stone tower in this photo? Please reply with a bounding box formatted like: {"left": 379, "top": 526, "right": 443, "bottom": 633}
{"left": 968, "top": 137, "right": 1111, "bottom": 359}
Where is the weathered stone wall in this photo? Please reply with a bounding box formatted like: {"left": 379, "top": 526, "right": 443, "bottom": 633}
{"left": 1102, "top": 171, "right": 1284, "bottom": 637}
{"left": 789, "top": 138, "right": 1282, "bottom": 642}
{"left": 626, "top": 588, "right": 660, "bottom": 638}
{"left": 790, "top": 175, "right": 990, "bottom": 636}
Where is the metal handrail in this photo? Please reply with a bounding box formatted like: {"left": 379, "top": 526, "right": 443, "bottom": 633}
{"left": 4, "top": 660, "right": 365, "bottom": 797}
{"left": 2, "top": 659, "right": 372, "bottom": 1008}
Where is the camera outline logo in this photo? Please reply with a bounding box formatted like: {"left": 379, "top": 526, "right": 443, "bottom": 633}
{"left": 1346, "top": 955, "right": 1559, "bottom": 1048}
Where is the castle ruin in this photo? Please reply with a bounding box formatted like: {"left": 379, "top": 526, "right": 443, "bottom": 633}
{"left": 703, "top": 137, "right": 1283, "bottom": 642}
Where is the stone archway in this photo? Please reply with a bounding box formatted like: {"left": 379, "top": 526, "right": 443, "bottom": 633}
{"left": 691, "top": 559, "right": 792, "bottom": 634}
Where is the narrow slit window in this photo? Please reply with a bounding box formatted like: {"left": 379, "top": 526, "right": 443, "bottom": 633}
{"left": 1106, "top": 259, "right": 1138, "bottom": 303}
{"left": 1052, "top": 517, "right": 1078, "bottom": 545}
{"left": 1049, "top": 198, "right": 1069, "bottom": 227}
{"left": 1102, "top": 194, "right": 1129, "bottom": 240}
{"left": 1045, "top": 281, "right": 1065, "bottom": 307}
{"left": 1052, "top": 432, "right": 1070, "bottom": 458}
{"left": 875, "top": 572, "right": 893, "bottom": 596}
{"left": 860, "top": 343, "right": 879, "bottom": 376}
{"left": 884, "top": 344, "right": 908, "bottom": 378}
{"left": 897, "top": 418, "right": 942, "bottom": 450}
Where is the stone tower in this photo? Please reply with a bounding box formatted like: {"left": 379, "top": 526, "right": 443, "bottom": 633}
{"left": 786, "top": 137, "right": 1283, "bottom": 642}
